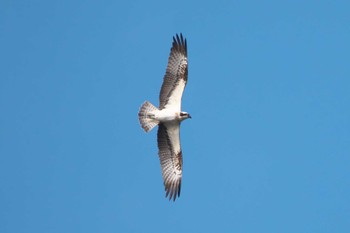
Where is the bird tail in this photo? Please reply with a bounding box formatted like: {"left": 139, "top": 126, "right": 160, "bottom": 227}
{"left": 138, "top": 101, "right": 159, "bottom": 132}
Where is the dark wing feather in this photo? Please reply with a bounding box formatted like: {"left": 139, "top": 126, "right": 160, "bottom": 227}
{"left": 159, "top": 33, "right": 188, "bottom": 110}
{"left": 157, "top": 123, "right": 183, "bottom": 201}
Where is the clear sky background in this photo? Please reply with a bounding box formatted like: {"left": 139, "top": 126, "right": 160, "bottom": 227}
{"left": 1, "top": 1, "right": 349, "bottom": 232}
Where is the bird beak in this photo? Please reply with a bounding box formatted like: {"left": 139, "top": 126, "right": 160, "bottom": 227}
{"left": 188, "top": 114, "right": 192, "bottom": 119}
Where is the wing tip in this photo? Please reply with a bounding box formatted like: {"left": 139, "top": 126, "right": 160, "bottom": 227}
{"left": 165, "top": 178, "right": 182, "bottom": 202}
{"left": 172, "top": 33, "right": 187, "bottom": 55}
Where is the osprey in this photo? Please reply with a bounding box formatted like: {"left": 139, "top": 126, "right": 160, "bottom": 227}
{"left": 138, "top": 33, "right": 191, "bottom": 201}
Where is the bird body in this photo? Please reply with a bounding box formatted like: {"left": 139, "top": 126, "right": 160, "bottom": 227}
{"left": 138, "top": 34, "right": 190, "bottom": 201}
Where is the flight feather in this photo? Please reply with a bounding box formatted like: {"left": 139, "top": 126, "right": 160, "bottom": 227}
{"left": 159, "top": 34, "right": 188, "bottom": 111}
{"left": 157, "top": 123, "right": 182, "bottom": 201}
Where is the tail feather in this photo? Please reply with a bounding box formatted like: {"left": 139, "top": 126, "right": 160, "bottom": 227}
{"left": 138, "top": 101, "right": 159, "bottom": 132}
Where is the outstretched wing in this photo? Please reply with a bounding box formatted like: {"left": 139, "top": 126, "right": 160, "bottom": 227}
{"left": 157, "top": 123, "right": 183, "bottom": 201}
{"left": 159, "top": 33, "right": 188, "bottom": 111}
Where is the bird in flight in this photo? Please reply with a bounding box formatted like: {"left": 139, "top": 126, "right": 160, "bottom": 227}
{"left": 138, "top": 33, "right": 191, "bottom": 201}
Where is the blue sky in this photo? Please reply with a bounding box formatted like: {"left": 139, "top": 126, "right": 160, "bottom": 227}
{"left": 1, "top": 0, "right": 349, "bottom": 232}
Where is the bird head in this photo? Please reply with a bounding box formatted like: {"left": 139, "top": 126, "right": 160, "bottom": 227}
{"left": 179, "top": 112, "right": 191, "bottom": 120}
